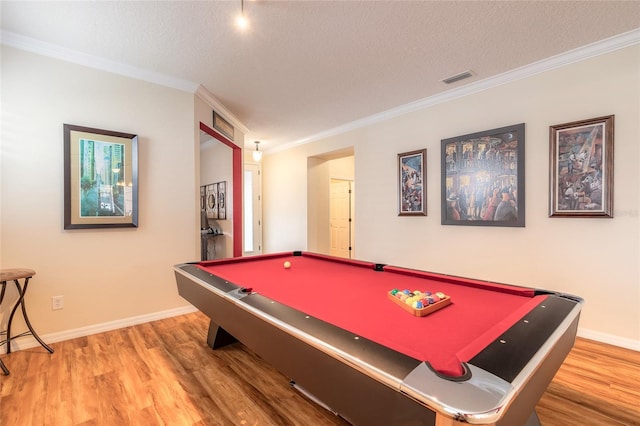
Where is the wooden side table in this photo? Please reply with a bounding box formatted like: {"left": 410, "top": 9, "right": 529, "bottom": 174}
{"left": 0, "top": 268, "right": 54, "bottom": 375}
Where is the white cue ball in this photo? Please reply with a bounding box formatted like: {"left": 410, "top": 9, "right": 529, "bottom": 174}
{"left": 284, "top": 261, "right": 291, "bottom": 269}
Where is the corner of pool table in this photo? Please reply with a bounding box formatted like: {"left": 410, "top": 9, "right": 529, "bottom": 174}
{"left": 174, "top": 251, "right": 583, "bottom": 426}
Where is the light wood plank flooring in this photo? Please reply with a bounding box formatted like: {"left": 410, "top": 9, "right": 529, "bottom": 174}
{"left": 1, "top": 311, "right": 638, "bottom": 425}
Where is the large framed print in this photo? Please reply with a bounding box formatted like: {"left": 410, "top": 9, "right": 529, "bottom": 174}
{"left": 441, "top": 123, "right": 525, "bottom": 227}
{"left": 549, "top": 115, "right": 614, "bottom": 218}
{"left": 64, "top": 124, "right": 138, "bottom": 229}
{"left": 398, "top": 149, "right": 427, "bottom": 216}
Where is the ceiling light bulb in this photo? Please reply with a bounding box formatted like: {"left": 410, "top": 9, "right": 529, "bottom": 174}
{"left": 236, "top": 14, "right": 248, "bottom": 30}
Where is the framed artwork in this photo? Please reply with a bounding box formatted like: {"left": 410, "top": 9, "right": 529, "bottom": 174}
{"left": 203, "top": 181, "right": 227, "bottom": 220}
{"left": 213, "top": 111, "right": 234, "bottom": 141}
{"left": 218, "top": 181, "right": 227, "bottom": 220}
{"left": 549, "top": 115, "right": 614, "bottom": 218}
{"left": 398, "top": 149, "right": 427, "bottom": 216}
{"left": 441, "top": 123, "right": 525, "bottom": 227}
{"left": 205, "top": 183, "right": 218, "bottom": 219}
{"left": 64, "top": 124, "right": 138, "bottom": 229}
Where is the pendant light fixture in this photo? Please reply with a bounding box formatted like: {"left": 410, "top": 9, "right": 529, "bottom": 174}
{"left": 252, "top": 141, "right": 262, "bottom": 162}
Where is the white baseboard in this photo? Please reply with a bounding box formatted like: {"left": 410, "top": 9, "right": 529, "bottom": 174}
{"left": 2, "top": 304, "right": 198, "bottom": 353}
{"left": 3, "top": 309, "right": 638, "bottom": 354}
{"left": 577, "top": 328, "right": 640, "bottom": 351}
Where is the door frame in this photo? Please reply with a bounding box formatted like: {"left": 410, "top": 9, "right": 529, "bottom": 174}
{"left": 200, "top": 122, "right": 243, "bottom": 257}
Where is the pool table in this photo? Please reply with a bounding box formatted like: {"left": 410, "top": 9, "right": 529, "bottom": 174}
{"left": 174, "top": 251, "right": 583, "bottom": 426}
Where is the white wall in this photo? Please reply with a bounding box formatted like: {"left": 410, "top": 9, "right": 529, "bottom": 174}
{"left": 263, "top": 45, "right": 640, "bottom": 349}
{"left": 0, "top": 47, "right": 197, "bottom": 338}
{"left": 329, "top": 156, "right": 355, "bottom": 181}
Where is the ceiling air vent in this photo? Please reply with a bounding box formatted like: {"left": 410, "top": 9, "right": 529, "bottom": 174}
{"left": 442, "top": 70, "right": 473, "bottom": 84}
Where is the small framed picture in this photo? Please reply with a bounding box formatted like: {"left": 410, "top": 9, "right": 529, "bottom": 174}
{"left": 549, "top": 115, "right": 614, "bottom": 218}
{"left": 206, "top": 183, "right": 218, "bottom": 219}
{"left": 441, "top": 123, "right": 525, "bottom": 227}
{"left": 218, "top": 181, "right": 227, "bottom": 220}
{"left": 398, "top": 149, "right": 427, "bottom": 216}
{"left": 63, "top": 124, "right": 138, "bottom": 229}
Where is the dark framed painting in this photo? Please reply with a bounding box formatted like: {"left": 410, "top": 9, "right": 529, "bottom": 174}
{"left": 64, "top": 124, "right": 138, "bottom": 229}
{"left": 549, "top": 115, "right": 614, "bottom": 218}
{"left": 398, "top": 149, "right": 427, "bottom": 216}
{"left": 441, "top": 123, "right": 525, "bottom": 227}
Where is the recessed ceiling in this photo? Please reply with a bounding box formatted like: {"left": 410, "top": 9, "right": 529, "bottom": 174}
{"left": 1, "top": 1, "right": 639, "bottom": 152}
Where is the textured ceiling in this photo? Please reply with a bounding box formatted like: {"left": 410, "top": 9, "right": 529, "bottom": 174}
{"left": 2, "top": 1, "right": 639, "bottom": 152}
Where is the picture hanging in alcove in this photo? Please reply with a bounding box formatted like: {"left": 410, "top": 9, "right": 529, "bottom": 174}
{"left": 205, "top": 183, "right": 218, "bottom": 219}
{"left": 441, "top": 123, "right": 525, "bottom": 227}
{"left": 202, "top": 181, "right": 227, "bottom": 220}
{"left": 549, "top": 115, "right": 614, "bottom": 218}
{"left": 218, "top": 181, "right": 227, "bottom": 220}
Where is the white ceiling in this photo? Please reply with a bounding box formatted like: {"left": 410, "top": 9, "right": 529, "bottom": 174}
{"left": 2, "top": 1, "right": 639, "bottom": 152}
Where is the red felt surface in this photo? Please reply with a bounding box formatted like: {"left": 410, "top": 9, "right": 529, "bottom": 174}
{"left": 197, "top": 252, "right": 545, "bottom": 377}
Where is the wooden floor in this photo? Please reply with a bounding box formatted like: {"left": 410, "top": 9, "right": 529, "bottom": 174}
{"left": 1, "top": 311, "right": 638, "bottom": 426}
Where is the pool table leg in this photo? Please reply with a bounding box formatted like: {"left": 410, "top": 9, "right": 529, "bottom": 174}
{"left": 207, "top": 320, "right": 238, "bottom": 349}
{"left": 435, "top": 410, "right": 540, "bottom": 426}
{"left": 525, "top": 411, "right": 541, "bottom": 426}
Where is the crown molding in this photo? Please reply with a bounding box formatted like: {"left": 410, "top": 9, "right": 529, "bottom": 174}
{"left": 3, "top": 27, "right": 638, "bottom": 154}
{"left": 1, "top": 30, "right": 250, "bottom": 134}
{"left": 196, "top": 85, "right": 251, "bottom": 135}
{"left": 272, "top": 28, "right": 640, "bottom": 154}
{"left": 1, "top": 30, "right": 199, "bottom": 93}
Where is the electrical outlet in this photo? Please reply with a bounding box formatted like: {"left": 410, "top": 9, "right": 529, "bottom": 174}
{"left": 52, "top": 295, "right": 64, "bottom": 310}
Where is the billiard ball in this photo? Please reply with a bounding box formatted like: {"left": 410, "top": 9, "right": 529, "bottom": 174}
{"left": 284, "top": 261, "right": 291, "bottom": 269}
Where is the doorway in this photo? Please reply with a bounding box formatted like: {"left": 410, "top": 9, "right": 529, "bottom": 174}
{"left": 330, "top": 179, "right": 354, "bottom": 259}
{"left": 244, "top": 162, "right": 262, "bottom": 256}
{"left": 306, "top": 150, "right": 355, "bottom": 258}
{"left": 199, "top": 122, "right": 243, "bottom": 258}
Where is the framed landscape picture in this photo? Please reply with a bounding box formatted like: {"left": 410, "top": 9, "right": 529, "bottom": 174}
{"left": 549, "top": 115, "right": 614, "bottom": 218}
{"left": 441, "top": 123, "right": 525, "bottom": 227}
{"left": 64, "top": 124, "right": 138, "bottom": 229}
{"left": 398, "top": 149, "right": 427, "bottom": 216}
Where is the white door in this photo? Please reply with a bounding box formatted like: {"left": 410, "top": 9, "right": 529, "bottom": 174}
{"left": 330, "top": 179, "right": 353, "bottom": 258}
{"left": 243, "top": 163, "right": 262, "bottom": 255}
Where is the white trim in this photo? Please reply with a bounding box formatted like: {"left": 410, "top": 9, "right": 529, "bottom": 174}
{"left": 0, "top": 31, "right": 251, "bottom": 137}
{"left": 0, "top": 30, "right": 199, "bottom": 93}
{"left": 1, "top": 305, "right": 197, "bottom": 353}
{"left": 577, "top": 328, "right": 640, "bottom": 352}
{"left": 3, "top": 28, "right": 637, "bottom": 154}
{"left": 196, "top": 85, "right": 251, "bottom": 135}
{"left": 272, "top": 28, "right": 640, "bottom": 154}
{"left": 2, "top": 309, "right": 637, "bottom": 354}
